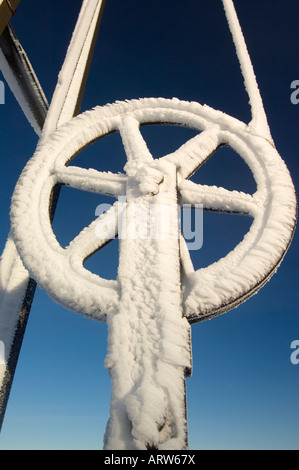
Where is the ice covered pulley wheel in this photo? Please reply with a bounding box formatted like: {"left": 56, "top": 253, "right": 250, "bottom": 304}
{"left": 10, "top": 97, "right": 297, "bottom": 323}
{"left": 10, "top": 97, "right": 297, "bottom": 450}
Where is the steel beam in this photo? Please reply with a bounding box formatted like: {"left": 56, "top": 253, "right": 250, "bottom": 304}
{"left": 0, "top": 24, "right": 48, "bottom": 134}
{"left": 0, "top": 0, "right": 21, "bottom": 37}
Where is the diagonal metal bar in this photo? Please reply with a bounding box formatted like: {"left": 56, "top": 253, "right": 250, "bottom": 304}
{"left": 0, "top": 0, "right": 21, "bottom": 37}
{"left": 164, "top": 128, "right": 221, "bottom": 181}
{"left": 0, "top": 0, "right": 106, "bottom": 430}
{"left": 222, "top": 0, "right": 273, "bottom": 142}
{"left": 0, "top": 24, "right": 49, "bottom": 135}
{"left": 0, "top": 20, "right": 48, "bottom": 429}
{"left": 42, "top": 0, "right": 106, "bottom": 136}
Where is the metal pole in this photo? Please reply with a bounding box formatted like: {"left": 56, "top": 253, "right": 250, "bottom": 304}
{"left": 104, "top": 150, "right": 192, "bottom": 449}
{"left": 0, "top": 0, "right": 21, "bottom": 36}
{"left": 0, "top": 0, "right": 106, "bottom": 430}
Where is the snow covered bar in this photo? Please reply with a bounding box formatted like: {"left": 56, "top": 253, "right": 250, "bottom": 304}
{"left": 0, "top": 0, "right": 20, "bottom": 37}
{"left": 0, "top": 0, "right": 105, "bottom": 431}
{"left": 0, "top": 24, "right": 49, "bottom": 134}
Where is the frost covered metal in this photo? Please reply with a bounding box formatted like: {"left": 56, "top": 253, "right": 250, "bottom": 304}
{"left": 1, "top": 0, "right": 297, "bottom": 451}
{"left": 0, "top": 0, "right": 106, "bottom": 430}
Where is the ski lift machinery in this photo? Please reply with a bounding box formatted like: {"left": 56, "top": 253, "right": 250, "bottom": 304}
{"left": 0, "top": 0, "right": 297, "bottom": 450}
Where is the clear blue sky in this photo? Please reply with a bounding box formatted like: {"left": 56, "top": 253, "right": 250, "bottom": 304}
{"left": 0, "top": 0, "right": 298, "bottom": 450}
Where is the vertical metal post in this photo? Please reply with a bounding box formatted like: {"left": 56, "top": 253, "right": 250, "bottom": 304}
{"left": 105, "top": 158, "right": 191, "bottom": 449}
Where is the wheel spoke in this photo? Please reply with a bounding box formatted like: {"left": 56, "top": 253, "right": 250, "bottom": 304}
{"left": 119, "top": 115, "right": 153, "bottom": 168}
{"left": 55, "top": 166, "right": 127, "bottom": 197}
{"left": 179, "top": 180, "right": 258, "bottom": 216}
{"left": 65, "top": 202, "right": 119, "bottom": 262}
{"left": 164, "top": 127, "right": 221, "bottom": 180}
{"left": 179, "top": 234, "right": 195, "bottom": 277}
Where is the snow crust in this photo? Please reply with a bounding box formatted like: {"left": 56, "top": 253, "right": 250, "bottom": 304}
{"left": 0, "top": 233, "right": 29, "bottom": 385}
{"left": 9, "top": 97, "right": 297, "bottom": 449}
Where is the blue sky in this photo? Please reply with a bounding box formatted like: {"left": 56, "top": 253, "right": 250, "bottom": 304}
{"left": 0, "top": 0, "right": 298, "bottom": 450}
